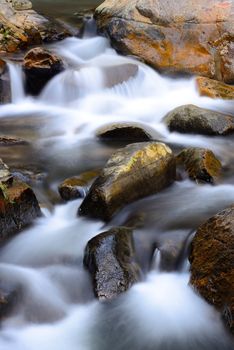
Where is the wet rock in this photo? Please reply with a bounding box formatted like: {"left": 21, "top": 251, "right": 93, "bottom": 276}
{"left": 0, "top": 0, "right": 71, "bottom": 53}
{"left": 0, "top": 173, "right": 41, "bottom": 243}
{"left": 96, "top": 122, "right": 157, "bottom": 142}
{"left": 95, "top": 0, "right": 234, "bottom": 83}
{"left": 0, "top": 284, "right": 20, "bottom": 319}
{"left": 0, "top": 136, "right": 28, "bottom": 146}
{"left": 11, "top": 164, "right": 47, "bottom": 186}
{"left": 84, "top": 227, "right": 141, "bottom": 300}
{"left": 164, "top": 104, "right": 234, "bottom": 136}
{"left": 0, "top": 59, "right": 11, "bottom": 104}
{"left": 176, "top": 147, "right": 222, "bottom": 184}
{"left": 58, "top": 170, "right": 100, "bottom": 201}
{"left": 103, "top": 63, "right": 138, "bottom": 87}
{"left": 189, "top": 206, "right": 234, "bottom": 335}
{"left": 23, "top": 47, "right": 65, "bottom": 95}
{"left": 0, "top": 158, "right": 12, "bottom": 184}
{"left": 196, "top": 76, "right": 234, "bottom": 100}
{"left": 79, "top": 142, "right": 176, "bottom": 221}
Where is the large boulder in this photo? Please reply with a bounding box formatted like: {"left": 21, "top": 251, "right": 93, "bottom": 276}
{"left": 0, "top": 159, "right": 41, "bottom": 243}
{"left": 189, "top": 206, "right": 234, "bottom": 335}
{"left": 0, "top": 0, "right": 70, "bottom": 53}
{"left": 196, "top": 76, "right": 234, "bottom": 100}
{"left": 164, "top": 104, "right": 234, "bottom": 136}
{"left": 84, "top": 227, "right": 141, "bottom": 300}
{"left": 23, "top": 47, "right": 65, "bottom": 95}
{"left": 176, "top": 147, "right": 222, "bottom": 184}
{"left": 79, "top": 142, "right": 176, "bottom": 221}
{"left": 95, "top": 0, "right": 234, "bottom": 82}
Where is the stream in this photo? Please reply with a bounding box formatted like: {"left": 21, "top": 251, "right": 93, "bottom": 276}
{"left": 0, "top": 12, "right": 234, "bottom": 350}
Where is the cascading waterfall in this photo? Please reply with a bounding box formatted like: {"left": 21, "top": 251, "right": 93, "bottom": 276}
{"left": 0, "top": 19, "right": 234, "bottom": 350}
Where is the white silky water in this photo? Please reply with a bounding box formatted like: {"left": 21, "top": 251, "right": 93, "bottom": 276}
{"left": 0, "top": 22, "right": 233, "bottom": 350}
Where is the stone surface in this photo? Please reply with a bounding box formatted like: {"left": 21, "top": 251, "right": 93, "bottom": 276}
{"left": 23, "top": 47, "right": 65, "bottom": 95}
{"left": 79, "top": 142, "right": 176, "bottom": 221}
{"left": 95, "top": 0, "right": 234, "bottom": 82}
{"left": 0, "top": 59, "right": 11, "bottom": 104}
{"left": 0, "top": 0, "right": 70, "bottom": 53}
{"left": 96, "top": 122, "right": 156, "bottom": 142}
{"left": 164, "top": 104, "right": 234, "bottom": 136}
{"left": 84, "top": 227, "right": 141, "bottom": 300}
{"left": 0, "top": 136, "right": 28, "bottom": 146}
{"left": 0, "top": 174, "right": 41, "bottom": 243}
{"left": 0, "top": 284, "right": 20, "bottom": 319}
{"left": 196, "top": 76, "right": 234, "bottom": 99}
{"left": 176, "top": 147, "right": 222, "bottom": 184}
{"left": 189, "top": 206, "right": 234, "bottom": 334}
{"left": 58, "top": 170, "right": 100, "bottom": 201}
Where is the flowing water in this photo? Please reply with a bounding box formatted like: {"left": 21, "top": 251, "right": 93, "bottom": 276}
{"left": 0, "top": 16, "right": 234, "bottom": 350}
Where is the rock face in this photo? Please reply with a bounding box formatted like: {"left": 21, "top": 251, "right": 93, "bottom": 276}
{"left": 96, "top": 122, "right": 156, "bottom": 142}
{"left": 189, "top": 206, "right": 234, "bottom": 335}
{"left": 176, "top": 148, "right": 222, "bottom": 184}
{"left": 0, "top": 160, "right": 41, "bottom": 242}
{"left": 0, "top": 0, "right": 70, "bottom": 53}
{"left": 0, "top": 59, "right": 11, "bottom": 104}
{"left": 196, "top": 76, "right": 234, "bottom": 100}
{"left": 58, "top": 170, "right": 100, "bottom": 201}
{"left": 79, "top": 142, "right": 176, "bottom": 221}
{"left": 164, "top": 104, "right": 234, "bottom": 136}
{"left": 95, "top": 0, "right": 234, "bottom": 82}
{"left": 84, "top": 227, "right": 141, "bottom": 300}
{"left": 23, "top": 47, "right": 65, "bottom": 95}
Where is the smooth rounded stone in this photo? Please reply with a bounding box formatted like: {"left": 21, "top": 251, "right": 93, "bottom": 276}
{"left": 196, "top": 76, "right": 234, "bottom": 100}
{"left": 164, "top": 104, "right": 234, "bottom": 136}
{"left": 0, "top": 177, "right": 41, "bottom": 243}
{"left": 84, "top": 227, "right": 141, "bottom": 300}
{"left": 23, "top": 47, "right": 65, "bottom": 95}
{"left": 95, "top": 0, "right": 234, "bottom": 83}
{"left": 0, "top": 0, "right": 71, "bottom": 53}
{"left": 0, "top": 283, "right": 21, "bottom": 319}
{"left": 95, "top": 122, "right": 160, "bottom": 142}
{"left": 79, "top": 142, "right": 176, "bottom": 221}
{"left": 189, "top": 206, "right": 234, "bottom": 335}
{"left": 58, "top": 170, "right": 100, "bottom": 201}
{"left": 176, "top": 147, "right": 222, "bottom": 184}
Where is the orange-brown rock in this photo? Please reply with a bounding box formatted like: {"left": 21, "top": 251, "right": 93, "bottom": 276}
{"left": 23, "top": 47, "right": 64, "bottom": 95}
{"left": 196, "top": 76, "right": 234, "bottom": 99}
{"left": 176, "top": 147, "right": 222, "bottom": 184}
{"left": 189, "top": 206, "right": 234, "bottom": 334}
{"left": 79, "top": 142, "right": 176, "bottom": 221}
{"left": 95, "top": 0, "right": 234, "bottom": 82}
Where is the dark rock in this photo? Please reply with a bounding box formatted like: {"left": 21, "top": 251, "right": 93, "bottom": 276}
{"left": 96, "top": 122, "right": 159, "bottom": 142}
{"left": 84, "top": 227, "right": 141, "bottom": 300}
{"left": 0, "top": 59, "right": 11, "bottom": 104}
{"left": 0, "top": 284, "right": 21, "bottom": 319}
{"left": 176, "top": 147, "right": 222, "bottom": 184}
{"left": 95, "top": 0, "right": 234, "bottom": 83}
{"left": 0, "top": 136, "right": 28, "bottom": 146}
{"left": 189, "top": 206, "right": 234, "bottom": 335}
{"left": 164, "top": 104, "right": 234, "bottom": 136}
{"left": 0, "top": 175, "right": 41, "bottom": 243}
{"left": 58, "top": 170, "right": 100, "bottom": 201}
{"left": 23, "top": 47, "right": 65, "bottom": 95}
{"left": 196, "top": 76, "right": 234, "bottom": 100}
{"left": 79, "top": 142, "right": 176, "bottom": 221}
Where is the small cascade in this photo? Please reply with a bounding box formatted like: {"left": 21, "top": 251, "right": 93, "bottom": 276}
{"left": 8, "top": 63, "right": 25, "bottom": 103}
{"left": 151, "top": 248, "right": 162, "bottom": 272}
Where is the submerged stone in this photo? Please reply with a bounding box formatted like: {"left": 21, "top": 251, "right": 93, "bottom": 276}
{"left": 84, "top": 227, "right": 141, "bottom": 300}
{"left": 79, "top": 142, "right": 176, "bottom": 221}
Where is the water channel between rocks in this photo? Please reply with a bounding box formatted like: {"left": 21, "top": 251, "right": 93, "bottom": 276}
{"left": 0, "top": 12, "right": 234, "bottom": 350}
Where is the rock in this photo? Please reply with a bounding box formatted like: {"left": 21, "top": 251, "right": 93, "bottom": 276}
{"left": 164, "top": 104, "right": 234, "bottom": 136}
{"left": 0, "top": 136, "right": 28, "bottom": 146}
{"left": 23, "top": 47, "right": 65, "bottom": 95}
{"left": 189, "top": 206, "right": 234, "bottom": 334}
{"left": 176, "top": 148, "right": 222, "bottom": 184}
{"left": 0, "top": 175, "right": 41, "bottom": 243}
{"left": 79, "top": 142, "right": 176, "bottom": 221}
{"left": 96, "top": 122, "right": 157, "bottom": 142}
{"left": 103, "top": 63, "right": 138, "bottom": 87}
{"left": 0, "top": 0, "right": 70, "bottom": 53}
{"left": 0, "top": 59, "right": 11, "bottom": 104}
{"left": 0, "top": 158, "right": 12, "bottom": 184}
{"left": 58, "top": 170, "right": 100, "bottom": 201}
{"left": 196, "top": 76, "right": 234, "bottom": 99}
{"left": 0, "top": 284, "right": 20, "bottom": 319}
{"left": 83, "top": 227, "right": 141, "bottom": 300}
{"left": 95, "top": 0, "right": 234, "bottom": 82}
